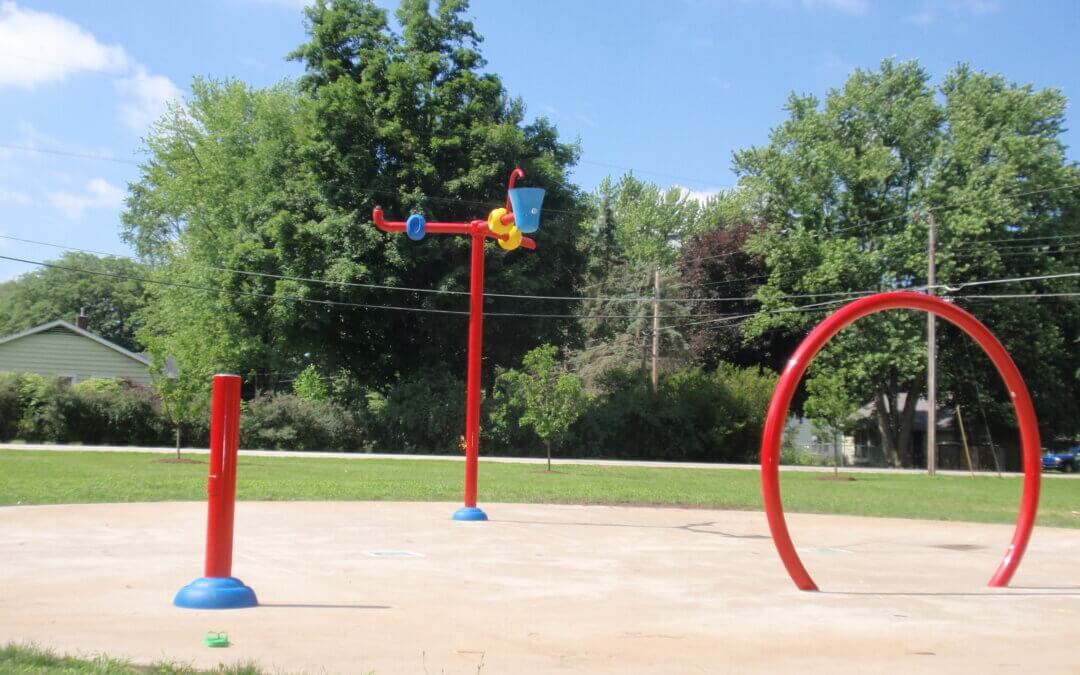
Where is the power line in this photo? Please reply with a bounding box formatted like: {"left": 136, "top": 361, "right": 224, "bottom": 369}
{"left": 946, "top": 271, "right": 1080, "bottom": 290}
{"left": 0, "top": 253, "right": 472, "bottom": 316}
{"left": 5, "top": 230, "right": 1075, "bottom": 306}
{"left": 772, "top": 183, "right": 1080, "bottom": 243}
{"left": 956, "top": 292, "right": 1080, "bottom": 300}
{"left": 0, "top": 231, "right": 926, "bottom": 305}
{"left": 662, "top": 298, "right": 856, "bottom": 331}
{"left": 0, "top": 143, "right": 140, "bottom": 166}
{"left": 947, "top": 232, "right": 1080, "bottom": 248}
{"left": 0, "top": 253, "right": 736, "bottom": 320}
{"left": 663, "top": 270, "right": 1080, "bottom": 331}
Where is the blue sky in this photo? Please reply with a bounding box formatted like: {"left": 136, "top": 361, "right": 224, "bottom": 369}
{"left": 0, "top": 0, "right": 1077, "bottom": 281}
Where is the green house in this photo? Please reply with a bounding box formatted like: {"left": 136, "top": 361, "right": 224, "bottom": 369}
{"left": 0, "top": 319, "right": 152, "bottom": 385}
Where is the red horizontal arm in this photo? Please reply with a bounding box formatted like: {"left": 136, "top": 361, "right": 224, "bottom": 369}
{"left": 372, "top": 207, "right": 536, "bottom": 249}
{"left": 373, "top": 207, "right": 474, "bottom": 235}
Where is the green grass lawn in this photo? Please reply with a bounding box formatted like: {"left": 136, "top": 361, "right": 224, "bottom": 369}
{"left": 0, "top": 643, "right": 263, "bottom": 674}
{"left": 2, "top": 449, "right": 1078, "bottom": 527}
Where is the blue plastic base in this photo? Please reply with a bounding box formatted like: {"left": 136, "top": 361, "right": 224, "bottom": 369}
{"left": 452, "top": 506, "right": 488, "bottom": 521}
{"left": 174, "top": 576, "right": 258, "bottom": 609}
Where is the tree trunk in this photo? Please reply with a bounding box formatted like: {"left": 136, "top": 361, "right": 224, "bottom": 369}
{"left": 897, "top": 379, "right": 922, "bottom": 467}
{"left": 874, "top": 393, "right": 900, "bottom": 467}
{"left": 873, "top": 379, "right": 924, "bottom": 468}
{"left": 546, "top": 440, "right": 552, "bottom": 472}
{"left": 175, "top": 425, "right": 181, "bottom": 460}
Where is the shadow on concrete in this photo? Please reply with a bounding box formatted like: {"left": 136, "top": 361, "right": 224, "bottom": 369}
{"left": 259, "top": 603, "right": 392, "bottom": 609}
{"left": 491, "top": 518, "right": 769, "bottom": 539}
{"left": 820, "top": 590, "right": 1080, "bottom": 597}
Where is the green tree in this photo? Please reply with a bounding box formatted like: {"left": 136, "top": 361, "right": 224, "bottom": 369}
{"left": 293, "top": 364, "right": 329, "bottom": 402}
{"left": 804, "top": 368, "right": 859, "bottom": 474}
{"left": 0, "top": 252, "right": 149, "bottom": 350}
{"left": 607, "top": 173, "right": 703, "bottom": 267}
{"left": 123, "top": 1, "right": 588, "bottom": 397}
{"left": 495, "top": 344, "right": 587, "bottom": 470}
{"left": 286, "top": 0, "right": 588, "bottom": 379}
{"left": 138, "top": 274, "right": 255, "bottom": 456}
{"left": 571, "top": 173, "right": 709, "bottom": 388}
{"left": 738, "top": 59, "right": 1080, "bottom": 465}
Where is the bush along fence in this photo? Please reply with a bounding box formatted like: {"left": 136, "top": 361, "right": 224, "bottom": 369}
{"left": 0, "top": 360, "right": 777, "bottom": 461}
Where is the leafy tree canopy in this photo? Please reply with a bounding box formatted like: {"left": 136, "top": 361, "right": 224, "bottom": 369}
{"left": 123, "top": 0, "right": 588, "bottom": 397}
{"left": 737, "top": 59, "right": 1080, "bottom": 458}
{"left": 0, "top": 252, "right": 149, "bottom": 351}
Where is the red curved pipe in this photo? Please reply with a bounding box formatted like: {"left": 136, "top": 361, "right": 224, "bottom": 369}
{"left": 759, "top": 292, "right": 1041, "bottom": 591}
{"left": 506, "top": 167, "right": 525, "bottom": 211}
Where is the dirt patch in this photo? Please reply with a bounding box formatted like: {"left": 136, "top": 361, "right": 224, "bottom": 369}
{"left": 152, "top": 457, "right": 205, "bottom": 464}
{"left": 815, "top": 474, "right": 856, "bottom": 482}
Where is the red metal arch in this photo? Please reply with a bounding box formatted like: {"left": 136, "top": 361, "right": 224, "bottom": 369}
{"left": 759, "top": 292, "right": 1041, "bottom": 591}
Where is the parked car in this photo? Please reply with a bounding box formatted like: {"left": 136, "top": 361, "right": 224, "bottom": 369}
{"left": 1042, "top": 446, "right": 1080, "bottom": 473}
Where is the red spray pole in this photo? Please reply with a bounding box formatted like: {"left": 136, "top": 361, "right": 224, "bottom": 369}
{"left": 463, "top": 225, "right": 485, "bottom": 509}
{"left": 373, "top": 169, "right": 543, "bottom": 520}
{"left": 174, "top": 374, "right": 258, "bottom": 608}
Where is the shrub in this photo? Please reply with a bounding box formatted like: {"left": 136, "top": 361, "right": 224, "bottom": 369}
{"left": 241, "top": 393, "right": 360, "bottom": 451}
{"left": 0, "top": 374, "right": 22, "bottom": 441}
{"left": 567, "top": 363, "right": 776, "bottom": 462}
{"left": 0, "top": 374, "right": 169, "bottom": 445}
{"left": 369, "top": 370, "right": 467, "bottom": 453}
{"left": 14, "top": 373, "right": 74, "bottom": 442}
{"left": 67, "top": 378, "right": 169, "bottom": 446}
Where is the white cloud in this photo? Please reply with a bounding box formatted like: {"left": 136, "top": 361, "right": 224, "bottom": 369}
{"left": 49, "top": 178, "right": 125, "bottom": 220}
{"left": 802, "top": 0, "right": 868, "bottom": 14}
{"left": 0, "top": 1, "right": 128, "bottom": 88}
{"left": 116, "top": 66, "right": 183, "bottom": 132}
{"left": 678, "top": 186, "right": 725, "bottom": 205}
{"left": 0, "top": 3, "right": 181, "bottom": 133}
{"left": 0, "top": 186, "right": 30, "bottom": 205}
{"left": 575, "top": 113, "right": 597, "bottom": 127}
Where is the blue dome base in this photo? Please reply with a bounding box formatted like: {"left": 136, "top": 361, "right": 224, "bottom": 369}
{"left": 174, "top": 576, "right": 258, "bottom": 609}
{"left": 452, "top": 506, "right": 488, "bottom": 521}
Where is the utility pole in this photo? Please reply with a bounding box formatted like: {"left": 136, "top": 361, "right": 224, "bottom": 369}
{"left": 926, "top": 212, "right": 937, "bottom": 476}
{"left": 651, "top": 266, "right": 660, "bottom": 391}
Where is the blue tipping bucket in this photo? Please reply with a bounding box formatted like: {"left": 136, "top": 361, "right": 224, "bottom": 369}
{"left": 507, "top": 187, "right": 545, "bottom": 233}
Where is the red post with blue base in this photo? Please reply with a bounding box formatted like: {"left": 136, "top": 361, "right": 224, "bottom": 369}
{"left": 174, "top": 374, "right": 258, "bottom": 609}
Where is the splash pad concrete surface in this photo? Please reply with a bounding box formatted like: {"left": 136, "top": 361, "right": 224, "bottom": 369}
{"left": 1, "top": 501, "right": 1078, "bottom": 674}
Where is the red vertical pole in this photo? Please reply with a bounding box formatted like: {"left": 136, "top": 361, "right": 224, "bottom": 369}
{"left": 204, "top": 373, "right": 241, "bottom": 577}
{"left": 463, "top": 228, "right": 485, "bottom": 510}
{"left": 174, "top": 372, "right": 255, "bottom": 608}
